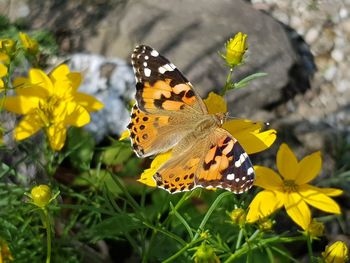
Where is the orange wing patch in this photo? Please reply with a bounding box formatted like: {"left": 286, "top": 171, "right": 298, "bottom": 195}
{"left": 136, "top": 79, "right": 197, "bottom": 112}
{"left": 127, "top": 105, "right": 169, "bottom": 157}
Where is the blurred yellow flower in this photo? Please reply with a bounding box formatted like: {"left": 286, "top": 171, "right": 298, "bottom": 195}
{"left": 4, "top": 64, "right": 104, "bottom": 150}
{"left": 19, "top": 32, "right": 38, "bottom": 54}
{"left": 0, "top": 240, "right": 13, "bottom": 262}
{"left": 322, "top": 241, "right": 349, "bottom": 263}
{"left": 246, "top": 143, "right": 342, "bottom": 230}
{"left": 30, "top": 185, "right": 52, "bottom": 208}
{"left": 0, "top": 63, "right": 8, "bottom": 93}
{"left": 136, "top": 92, "right": 276, "bottom": 188}
{"left": 229, "top": 208, "right": 246, "bottom": 226}
{"left": 0, "top": 39, "right": 15, "bottom": 56}
{"left": 224, "top": 32, "right": 248, "bottom": 66}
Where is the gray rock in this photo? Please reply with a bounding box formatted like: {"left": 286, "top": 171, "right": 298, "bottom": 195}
{"left": 20, "top": 0, "right": 298, "bottom": 120}
{"left": 67, "top": 54, "right": 135, "bottom": 141}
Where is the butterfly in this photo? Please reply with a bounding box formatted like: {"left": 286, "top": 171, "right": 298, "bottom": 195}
{"left": 127, "top": 45, "right": 255, "bottom": 194}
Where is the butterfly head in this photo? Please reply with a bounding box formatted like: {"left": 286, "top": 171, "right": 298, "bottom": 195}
{"left": 214, "top": 112, "right": 228, "bottom": 126}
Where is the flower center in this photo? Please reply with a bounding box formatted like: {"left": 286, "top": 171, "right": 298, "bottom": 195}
{"left": 37, "top": 96, "right": 62, "bottom": 126}
{"left": 283, "top": 180, "right": 298, "bottom": 192}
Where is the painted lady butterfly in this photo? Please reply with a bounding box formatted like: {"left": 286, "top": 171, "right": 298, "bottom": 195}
{"left": 128, "top": 45, "right": 255, "bottom": 194}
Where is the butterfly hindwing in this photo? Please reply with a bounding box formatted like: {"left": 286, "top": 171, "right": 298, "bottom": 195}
{"left": 152, "top": 129, "right": 255, "bottom": 194}
{"left": 196, "top": 130, "right": 255, "bottom": 194}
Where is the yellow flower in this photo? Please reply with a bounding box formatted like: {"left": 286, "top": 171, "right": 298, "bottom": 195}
{"left": 246, "top": 143, "right": 343, "bottom": 230}
{"left": 137, "top": 92, "right": 276, "bottom": 187}
{"left": 193, "top": 242, "right": 220, "bottom": 263}
{"left": 322, "top": 241, "right": 349, "bottom": 263}
{"left": 19, "top": 32, "right": 38, "bottom": 54}
{"left": 305, "top": 219, "right": 324, "bottom": 238}
{"left": 4, "top": 64, "right": 104, "bottom": 151}
{"left": 224, "top": 32, "right": 248, "bottom": 66}
{"left": 0, "top": 63, "right": 8, "bottom": 93}
{"left": 0, "top": 240, "right": 13, "bottom": 262}
{"left": 30, "top": 185, "right": 52, "bottom": 208}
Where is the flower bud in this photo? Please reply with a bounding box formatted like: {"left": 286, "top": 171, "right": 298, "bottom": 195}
{"left": 258, "top": 218, "right": 273, "bottom": 232}
{"left": 30, "top": 185, "right": 51, "bottom": 208}
{"left": 193, "top": 242, "right": 220, "bottom": 263}
{"left": 322, "top": 241, "right": 348, "bottom": 263}
{"left": 306, "top": 219, "right": 324, "bottom": 238}
{"left": 19, "top": 32, "right": 38, "bottom": 54}
{"left": 229, "top": 208, "right": 246, "bottom": 226}
{"left": 225, "top": 32, "right": 248, "bottom": 66}
{"left": 0, "top": 39, "right": 15, "bottom": 56}
{"left": 0, "top": 239, "right": 14, "bottom": 262}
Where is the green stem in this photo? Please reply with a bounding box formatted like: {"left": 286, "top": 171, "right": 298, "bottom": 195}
{"left": 306, "top": 234, "right": 314, "bottom": 263}
{"left": 163, "top": 239, "right": 203, "bottom": 263}
{"left": 193, "top": 191, "right": 231, "bottom": 240}
{"left": 43, "top": 208, "right": 52, "bottom": 263}
{"left": 221, "top": 67, "right": 234, "bottom": 95}
{"left": 235, "top": 228, "right": 243, "bottom": 250}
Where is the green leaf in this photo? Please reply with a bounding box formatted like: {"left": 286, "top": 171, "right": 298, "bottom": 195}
{"left": 101, "top": 141, "right": 133, "bottom": 165}
{"left": 232, "top": 72, "right": 268, "bottom": 90}
{"left": 87, "top": 214, "right": 144, "bottom": 242}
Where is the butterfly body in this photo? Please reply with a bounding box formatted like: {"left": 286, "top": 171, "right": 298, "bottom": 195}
{"left": 128, "top": 45, "right": 255, "bottom": 194}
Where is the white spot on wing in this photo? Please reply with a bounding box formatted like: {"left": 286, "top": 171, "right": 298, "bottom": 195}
{"left": 247, "top": 167, "right": 254, "bottom": 175}
{"left": 235, "top": 178, "right": 240, "bottom": 182}
{"left": 144, "top": 55, "right": 149, "bottom": 60}
{"left": 226, "top": 173, "right": 235, "bottom": 180}
{"left": 235, "top": 153, "right": 248, "bottom": 167}
{"left": 143, "top": 62, "right": 148, "bottom": 67}
{"left": 151, "top": 50, "right": 159, "bottom": 57}
{"left": 144, "top": 68, "right": 151, "bottom": 77}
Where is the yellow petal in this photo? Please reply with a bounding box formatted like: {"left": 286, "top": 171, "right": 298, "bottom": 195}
{"left": 73, "top": 92, "right": 104, "bottom": 112}
{"left": 47, "top": 124, "right": 67, "bottom": 151}
{"left": 246, "top": 190, "right": 284, "bottom": 223}
{"left": 254, "top": 165, "right": 283, "bottom": 190}
{"left": 14, "top": 113, "right": 43, "bottom": 140}
{"left": 323, "top": 241, "right": 349, "bottom": 263}
{"left": 29, "top": 68, "right": 53, "bottom": 95}
{"left": 314, "top": 187, "right": 343, "bottom": 197}
{"left": 224, "top": 119, "right": 277, "bottom": 154}
{"left": 0, "top": 52, "right": 9, "bottom": 63}
{"left": 14, "top": 77, "right": 50, "bottom": 98}
{"left": 119, "top": 130, "right": 130, "bottom": 141}
{"left": 284, "top": 192, "right": 311, "bottom": 230}
{"left": 0, "top": 79, "right": 4, "bottom": 92}
{"left": 277, "top": 143, "right": 298, "bottom": 180}
{"left": 49, "top": 64, "right": 70, "bottom": 81}
{"left": 68, "top": 72, "right": 82, "bottom": 90}
{"left": 295, "top": 151, "right": 322, "bottom": 185}
{"left": 299, "top": 185, "right": 341, "bottom": 214}
{"left": 4, "top": 96, "right": 40, "bottom": 114}
{"left": 63, "top": 102, "right": 90, "bottom": 127}
{"left": 137, "top": 151, "right": 172, "bottom": 187}
{"left": 203, "top": 92, "right": 227, "bottom": 114}
{"left": 0, "top": 63, "right": 8, "bottom": 77}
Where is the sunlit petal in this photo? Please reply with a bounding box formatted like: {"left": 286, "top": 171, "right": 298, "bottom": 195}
{"left": 203, "top": 92, "right": 227, "bottom": 114}
{"left": 284, "top": 192, "right": 311, "bottom": 230}
{"left": 254, "top": 165, "right": 283, "bottom": 190}
{"left": 306, "top": 185, "right": 343, "bottom": 197}
{"left": 246, "top": 190, "right": 284, "bottom": 223}
{"left": 119, "top": 130, "right": 130, "bottom": 141}
{"left": 14, "top": 77, "right": 49, "bottom": 98}
{"left": 68, "top": 72, "right": 82, "bottom": 90}
{"left": 73, "top": 92, "right": 104, "bottom": 112}
{"left": 225, "top": 120, "right": 277, "bottom": 154}
{"left": 14, "top": 113, "right": 43, "bottom": 140}
{"left": 138, "top": 151, "right": 172, "bottom": 187}
{"left": 63, "top": 102, "right": 90, "bottom": 127}
{"left": 4, "top": 96, "right": 40, "bottom": 114}
{"left": 29, "top": 68, "right": 53, "bottom": 95}
{"left": 299, "top": 185, "right": 341, "bottom": 214}
{"left": 47, "top": 124, "right": 67, "bottom": 151}
{"left": 49, "top": 64, "right": 70, "bottom": 81}
{"left": 277, "top": 143, "right": 298, "bottom": 180}
{"left": 295, "top": 151, "right": 322, "bottom": 185}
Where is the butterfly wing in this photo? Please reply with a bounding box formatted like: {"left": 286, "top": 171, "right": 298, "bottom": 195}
{"left": 153, "top": 128, "right": 255, "bottom": 194}
{"left": 128, "top": 45, "right": 210, "bottom": 157}
{"left": 131, "top": 45, "right": 208, "bottom": 114}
